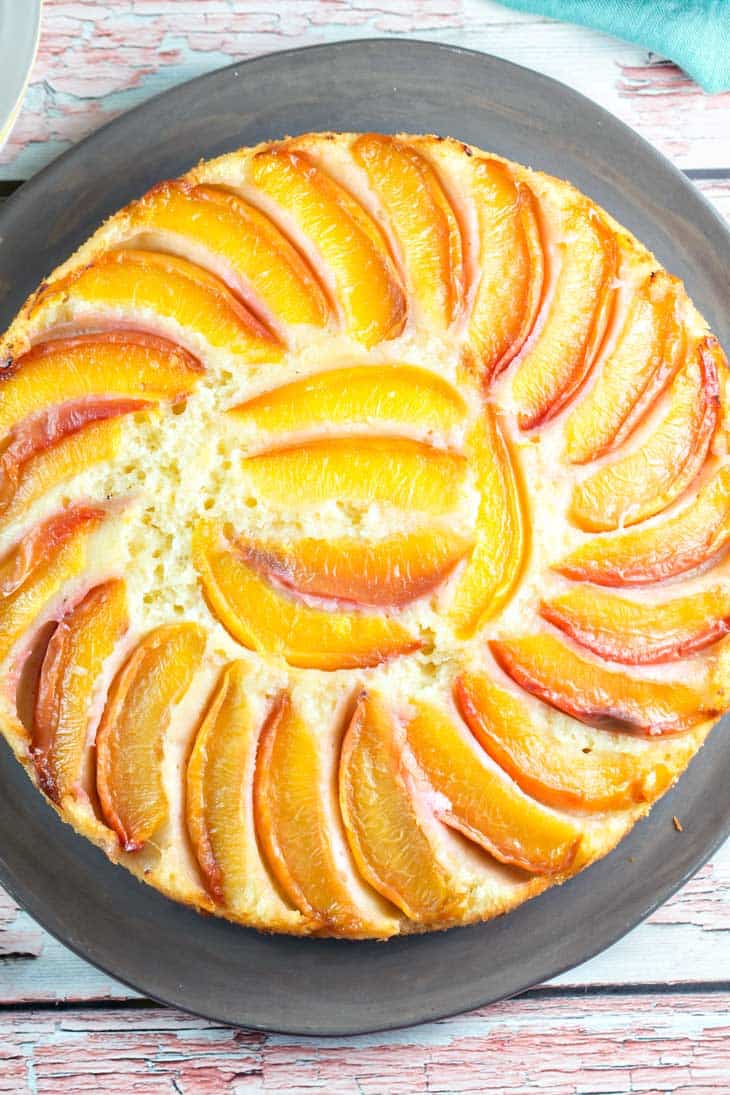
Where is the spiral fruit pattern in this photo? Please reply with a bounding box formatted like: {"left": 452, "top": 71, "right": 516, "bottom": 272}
{"left": 0, "top": 132, "right": 727, "bottom": 937}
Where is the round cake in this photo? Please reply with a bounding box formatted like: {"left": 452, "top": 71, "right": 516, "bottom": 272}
{"left": 0, "top": 132, "right": 728, "bottom": 938}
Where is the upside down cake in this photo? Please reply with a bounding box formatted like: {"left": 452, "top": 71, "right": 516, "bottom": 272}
{"left": 0, "top": 132, "right": 728, "bottom": 938}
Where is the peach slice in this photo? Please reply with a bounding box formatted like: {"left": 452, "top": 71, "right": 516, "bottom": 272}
{"left": 32, "top": 579, "right": 128, "bottom": 804}
{"left": 128, "top": 180, "right": 330, "bottom": 328}
{"left": 352, "top": 133, "right": 464, "bottom": 327}
{"left": 0, "top": 398, "right": 149, "bottom": 520}
{"left": 467, "top": 158, "right": 544, "bottom": 383}
{"left": 340, "top": 691, "right": 462, "bottom": 923}
{"left": 96, "top": 623, "right": 206, "bottom": 851}
{"left": 449, "top": 412, "right": 527, "bottom": 636}
{"left": 229, "top": 364, "right": 467, "bottom": 438}
{"left": 0, "top": 423, "right": 120, "bottom": 527}
{"left": 512, "top": 200, "right": 618, "bottom": 430}
{"left": 243, "top": 436, "right": 467, "bottom": 514}
{"left": 564, "top": 271, "right": 686, "bottom": 464}
{"left": 34, "top": 250, "right": 281, "bottom": 361}
{"left": 186, "top": 662, "right": 300, "bottom": 926}
{"left": 187, "top": 662, "right": 260, "bottom": 903}
{"left": 541, "top": 584, "right": 730, "bottom": 664}
{"left": 239, "top": 528, "right": 472, "bottom": 608}
{"left": 192, "top": 522, "right": 420, "bottom": 670}
{"left": 490, "top": 634, "right": 718, "bottom": 734}
{"left": 557, "top": 464, "right": 730, "bottom": 586}
{"left": 0, "top": 505, "right": 106, "bottom": 665}
{"left": 570, "top": 338, "right": 720, "bottom": 532}
{"left": 0, "top": 332, "right": 201, "bottom": 442}
{"left": 455, "top": 670, "right": 682, "bottom": 811}
{"left": 406, "top": 701, "right": 582, "bottom": 873}
{"left": 254, "top": 692, "right": 396, "bottom": 935}
{"left": 249, "top": 146, "right": 405, "bottom": 346}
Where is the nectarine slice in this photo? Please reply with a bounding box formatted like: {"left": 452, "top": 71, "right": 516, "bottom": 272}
{"left": 512, "top": 201, "right": 618, "bottom": 429}
{"left": 254, "top": 692, "right": 397, "bottom": 935}
{"left": 128, "top": 181, "right": 330, "bottom": 328}
{"left": 0, "top": 398, "right": 149, "bottom": 520}
{"left": 0, "top": 332, "right": 201, "bottom": 442}
{"left": 570, "top": 338, "right": 720, "bottom": 532}
{"left": 243, "top": 436, "right": 467, "bottom": 514}
{"left": 0, "top": 505, "right": 106, "bottom": 664}
{"left": 455, "top": 670, "right": 682, "bottom": 811}
{"left": 557, "top": 464, "right": 730, "bottom": 586}
{"left": 541, "top": 584, "right": 730, "bottom": 664}
{"left": 353, "top": 134, "right": 464, "bottom": 327}
{"left": 406, "top": 701, "right": 581, "bottom": 874}
{"left": 192, "top": 522, "right": 420, "bottom": 670}
{"left": 32, "top": 580, "right": 128, "bottom": 804}
{"left": 186, "top": 662, "right": 299, "bottom": 926}
{"left": 96, "top": 623, "right": 206, "bottom": 851}
{"left": 491, "top": 634, "right": 718, "bottom": 734}
{"left": 1, "top": 420, "right": 123, "bottom": 526}
{"left": 187, "top": 662, "right": 259, "bottom": 903}
{"left": 34, "top": 250, "right": 281, "bottom": 361}
{"left": 449, "top": 411, "right": 527, "bottom": 636}
{"left": 468, "top": 158, "right": 544, "bottom": 383}
{"left": 564, "top": 271, "right": 686, "bottom": 464}
{"left": 239, "top": 528, "right": 472, "bottom": 608}
{"left": 340, "top": 692, "right": 462, "bottom": 923}
{"left": 249, "top": 147, "right": 405, "bottom": 346}
{"left": 229, "top": 364, "right": 467, "bottom": 438}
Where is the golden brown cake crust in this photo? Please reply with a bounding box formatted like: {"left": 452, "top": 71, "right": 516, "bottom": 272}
{"left": 0, "top": 132, "right": 726, "bottom": 937}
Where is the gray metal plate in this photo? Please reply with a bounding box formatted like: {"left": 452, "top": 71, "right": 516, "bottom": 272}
{"left": 0, "top": 39, "right": 728, "bottom": 1036}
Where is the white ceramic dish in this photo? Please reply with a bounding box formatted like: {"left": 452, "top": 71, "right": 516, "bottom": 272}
{"left": 0, "top": 0, "right": 42, "bottom": 149}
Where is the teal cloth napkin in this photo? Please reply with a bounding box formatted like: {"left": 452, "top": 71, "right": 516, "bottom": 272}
{"left": 496, "top": 0, "right": 730, "bottom": 92}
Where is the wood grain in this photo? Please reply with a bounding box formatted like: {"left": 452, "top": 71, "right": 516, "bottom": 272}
{"left": 0, "top": 994, "right": 728, "bottom": 1093}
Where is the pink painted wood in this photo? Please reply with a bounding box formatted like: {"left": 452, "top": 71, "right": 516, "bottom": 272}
{"left": 2, "top": 0, "right": 730, "bottom": 178}
{"left": 0, "top": 995, "right": 729, "bottom": 1094}
{"left": 0, "top": 3, "right": 729, "bottom": 1089}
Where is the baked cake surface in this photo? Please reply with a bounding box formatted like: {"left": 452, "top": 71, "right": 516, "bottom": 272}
{"left": 0, "top": 131, "right": 728, "bottom": 938}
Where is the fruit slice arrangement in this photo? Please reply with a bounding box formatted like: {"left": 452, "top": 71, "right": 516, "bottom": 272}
{"left": 0, "top": 131, "right": 727, "bottom": 939}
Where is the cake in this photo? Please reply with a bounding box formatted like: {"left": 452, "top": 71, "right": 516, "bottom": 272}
{"left": 0, "top": 131, "right": 727, "bottom": 938}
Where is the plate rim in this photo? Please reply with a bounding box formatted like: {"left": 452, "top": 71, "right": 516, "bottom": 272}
{"left": 2, "top": 783, "right": 729, "bottom": 1035}
{"left": 0, "top": 36, "right": 729, "bottom": 1036}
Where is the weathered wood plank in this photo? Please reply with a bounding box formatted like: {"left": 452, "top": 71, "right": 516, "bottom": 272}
{"left": 0, "top": 892, "right": 44, "bottom": 959}
{"left": 0, "top": 993, "right": 728, "bottom": 1093}
{"left": 1, "top": 838, "right": 728, "bottom": 1004}
{"left": 2, "top": 0, "right": 729, "bottom": 181}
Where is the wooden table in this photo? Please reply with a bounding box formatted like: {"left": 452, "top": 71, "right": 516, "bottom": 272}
{"left": 1, "top": 3, "right": 729, "bottom": 1091}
